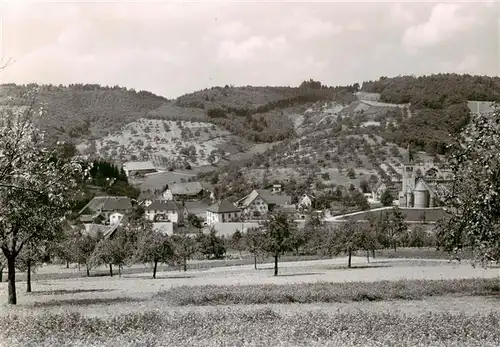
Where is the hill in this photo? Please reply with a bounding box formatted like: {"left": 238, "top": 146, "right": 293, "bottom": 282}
{"left": 0, "top": 83, "right": 169, "bottom": 143}
{"left": 361, "top": 74, "right": 500, "bottom": 154}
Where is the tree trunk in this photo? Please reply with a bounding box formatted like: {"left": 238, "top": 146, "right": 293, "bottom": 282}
{"left": 274, "top": 254, "right": 279, "bottom": 276}
{"left": 183, "top": 257, "right": 187, "bottom": 272}
{"left": 254, "top": 254, "right": 257, "bottom": 270}
{"left": 153, "top": 260, "right": 158, "bottom": 279}
{"left": 86, "top": 265, "right": 90, "bottom": 277}
{"left": 7, "top": 256, "right": 16, "bottom": 305}
{"left": 366, "top": 250, "right": 370, "bottom": 263}
{"left": 118, "top": 264, "right": 122, "bottom": 277}
{"left": 26, "top": 258, "right": 32, "bottom": 293}
{"left": 78, "top": 263, "right": 81, "bottom": 271}
{"left": 109, "top": 264, "right": 113, "bottom": 277}
{"left": 348, "top": 250, "right": 352, "bottom": 268}
{"left": 372, "top": 249, "right": 375, "bottom": 258}
{"left": 0, "top": 266, "right": 3, "bottom": 283}
{"left": 66, "top": 260, "right": 69, "bottom": 269}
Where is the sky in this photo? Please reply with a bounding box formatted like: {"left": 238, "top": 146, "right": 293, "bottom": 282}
{"left": 0, "top": 0, "right": 498, "bottom": 99}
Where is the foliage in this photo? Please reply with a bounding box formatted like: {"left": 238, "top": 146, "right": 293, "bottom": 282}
{"left": 195, "top": 228, "right": 226, "bottom": 260}
{"left": 0, "top": 93, "right": 86, "bottom": 304}
{"left": 3, "top": 308, "right": 500, "bottom": 347}
{"left": 134, "top": 226, "right": 173, "bottom": 279}
{"left": 259, "top": 212, "right": 297, "bottom": 275}
{"left": 437, "top": 106, "right": 500, "bottom": 265}
{"left": 0, "top": 83, "right": 168, "bottom": 143}
{"left": 363, "top": 74, "right": 500, "bottom": 154}
{"left": 380, "top": 189, "right": 394, "bottom": 206}
{"left": 157, "top": 277, "right": 500, "bottom": 305}
{"left": 324, "top": 221, "right": 370, "bottom": 267}
{"left": 170, "top": 234, "right": 197, "bottom": 271}
{"left": 387, "top": 206, "right": 407, "bottom": 251}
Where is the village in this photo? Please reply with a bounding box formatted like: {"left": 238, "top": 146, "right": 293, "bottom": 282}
{"left": 76, "top": 98, "right": 496, "bottom": 239}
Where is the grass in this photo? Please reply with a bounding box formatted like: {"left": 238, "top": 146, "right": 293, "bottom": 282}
{"left": 2, "top": 309, "right": 500, "bottom": 347}
{"left": 156, "top": 278, "right": 500, "bottom": 306}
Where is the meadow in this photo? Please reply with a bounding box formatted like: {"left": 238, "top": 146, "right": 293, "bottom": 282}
{"left": 1, "top": 254, "right": 499, "bottom": 347}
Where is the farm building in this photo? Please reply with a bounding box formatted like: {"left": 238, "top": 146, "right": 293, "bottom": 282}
{"left": 122, "top": 161, "right": 157, "bottom": 177}
{"left": 144, "top": 200, "right": 184, "bottom": 223}
{"left": 206, "top": 199, "right": 242, "bottom": 225}
{"left": 162, "top": 182, "right": 205, "bottom": 201}
{"left": 78, "top": 196, "right": 133, "bottom": 225}
{"left": 236, "top": 189, "right": 292, "bottom": 218}
{"left": 297, "top": 193, "right": 316, "bottom": 209}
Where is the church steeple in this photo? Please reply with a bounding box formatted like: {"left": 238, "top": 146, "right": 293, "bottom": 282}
{"left": 403, "top": 143, "right": 414, "bottom": 165}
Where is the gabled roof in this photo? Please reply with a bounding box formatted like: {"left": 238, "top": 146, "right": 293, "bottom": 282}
{"left": 122, "top": 161, "right": 156, "bottom": 171}
{"left": 238, "top": 189, "right": 292, "bottom": 207}
{"left": 207, "top": 199, "right": 241, "bottom": 213}
{"left": 256, "top": 189, "right": 292, "bottom": 206}
{"left": 144, "top": 200, "right": 180, "bottom": 211}
{"left": 78, "top": 196, "right": 132, "bottom": 215}
{"left": 168, "top": 182, "right": 203, "bottom": 195}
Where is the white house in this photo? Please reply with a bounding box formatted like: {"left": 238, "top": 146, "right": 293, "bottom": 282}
{"left": 297, "top": 193, "right": 315, "bottom": 209}
{"left": 109, "top": 212, "right": 124, "bottom": 225}
{"left": 206, "top": 199, "right": 242, "bottom": 225}
{"left": 144, "top": 200, "right": 183, "bottom": 223}
{"left": 122, "top": 161, "right": 157, "bottom": 178}
{"left": 78, "top": 196, "right": 133, "bottom": 225}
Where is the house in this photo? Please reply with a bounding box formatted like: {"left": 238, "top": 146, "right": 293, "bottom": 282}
{"left": 162, "top": 182, "right": 204, "bottom": 201}
{"left": 236, "top": 189, "right": 292, "bottom": 218}
{"left": 78, "top": 196, "right": 133, "bottom": 225}
{"left": 206, "top": 199, "right": 242, "bottom": 225}
{"left": 122, "top": 161, "right": 157, "bottom": 178}
{"left": 144, "top": 200, "right": 183, "bottom": 223}
{"left": 297, "top": 193, "right": 316, "bottom": 209}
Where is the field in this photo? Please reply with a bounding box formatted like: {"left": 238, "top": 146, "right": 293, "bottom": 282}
{"left": 1, "top": 253, "right": 499, "bottom": 346}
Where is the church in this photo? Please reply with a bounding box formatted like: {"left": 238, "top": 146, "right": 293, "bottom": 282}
{"left": 397, "top": 146, "right": 450, "bottom": 208}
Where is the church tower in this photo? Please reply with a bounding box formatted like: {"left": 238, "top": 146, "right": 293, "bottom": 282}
{"left": 399, "top": 144, "right": 416, "bottom": 207}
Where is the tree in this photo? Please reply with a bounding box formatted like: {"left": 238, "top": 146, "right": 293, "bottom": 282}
{"left": 324, "top": 220, "right": 364, "bottom": 268}
{"left": 134, "top": 227, "right": 173, "bottom": 279}
{"left": 0, "top": 96, "right": 84, "bottom": 304}
{"left": 231, "top": 230, "right": 245, "bottom": 258}
{"left": 74, "top": 229, "right": 100, "bottom": 277}
{"left": 260, "top": 212, "right": 296, "bottom": 276}
{"left": 197, "top": 227, "right": 226, "bottom": 260}
{"left": 16, "top": 240, "right": 46, "bottom": 293}
{"left": 387, "top": 206, "right": 407, "bottom": 251}
{"left": 437, "top": 106, "right": 500, "bottom": 265}
{"left": 170, "top": 234, "right": 197, "bottom": 272}
{"left": 380, "top": 189, "right": 394, "bottom": 206}
{"left": 244, "top": 227, "right": 265, "bottom": 270}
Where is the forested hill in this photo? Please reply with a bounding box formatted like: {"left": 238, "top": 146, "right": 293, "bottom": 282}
{"left": 361, "top": 74, "right": 500, "bottom": 154}
{"left": 0, "top": 83, "right": 168, "bottom": 143}
{"left": 171, "top": 80, "right": 357, "bottom": 142}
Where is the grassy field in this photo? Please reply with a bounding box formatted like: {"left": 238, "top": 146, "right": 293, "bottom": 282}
{"left": 1, "top": 254, "right": 499, "bottom": 346}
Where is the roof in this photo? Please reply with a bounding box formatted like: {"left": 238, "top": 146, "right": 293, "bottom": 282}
{"left": 355, "top": 91, "right": 381, "bottom": 101}
{"left": 467, "top": 101, "right": 496, "bottom": 115}
{"left": 185, "top": 201, "right": 211, "bottom": 216}
{"left": 276, "top": 205, "right": 297, "bottom": 214}
{"left": 360, "top": 100, "right": 403, "bottom": 108}
{"left": 168, "top": 182, "right": 203, "bottom": 195}
{"left": 414, "top": 179, "right": 429, "bottom": 192}
{"left": 207, "top": 199, "right": 241, "bottom": 213}
{"left": 138, "top": 190, "right": 158, "bottom": 201}
{"left": 140, "top": 171, "right": 197, "bottom": 191}
{"left": 78, "top": 196, "right": 132, "bottom": 214}
{"left": 122, "top": 161, "right": 156, "bottom": 171}
{"left": 238, "top": 189, "right": 292, "bottom": 207}
{"left": 256, "top": 189, "right": 292, "bottom": 206}
{"left": 144, "top": 200, "right": 180, "bottom": 211}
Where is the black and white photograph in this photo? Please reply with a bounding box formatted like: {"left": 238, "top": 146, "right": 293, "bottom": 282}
{"left": 0, "top": 0, "right": 499, "bottom": 346}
